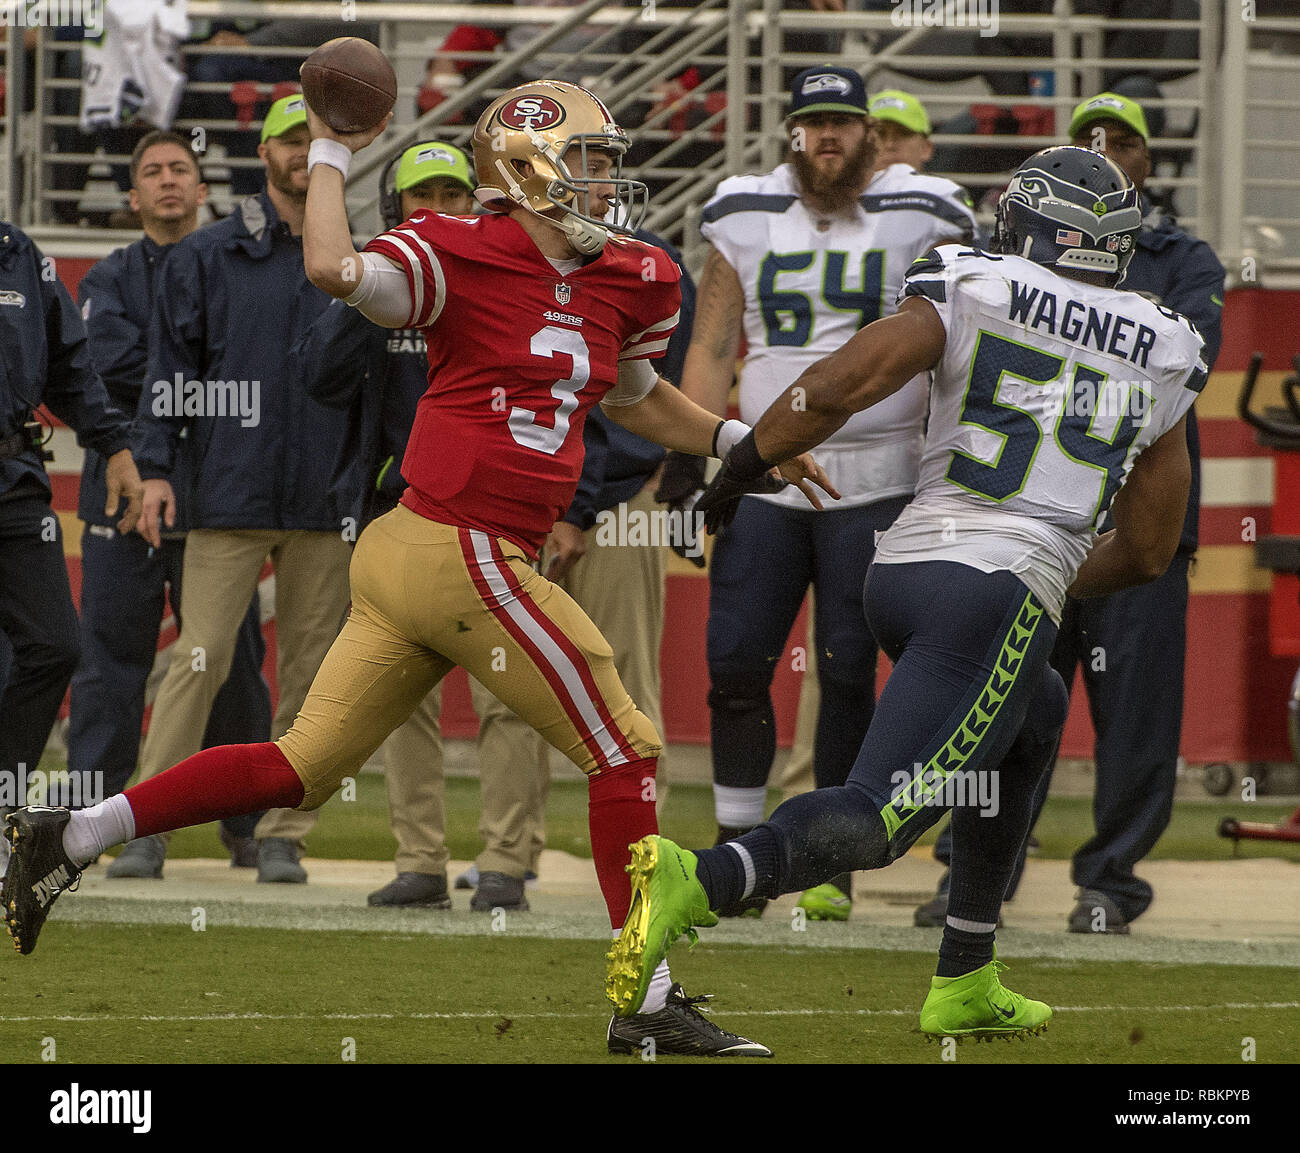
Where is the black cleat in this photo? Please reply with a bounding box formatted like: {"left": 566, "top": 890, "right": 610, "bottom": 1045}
{"left": 2, "top": 807, "right": 82, "bottom": 955}
{"left": 607, "top": 984, "right": 772, "bottom": 1058}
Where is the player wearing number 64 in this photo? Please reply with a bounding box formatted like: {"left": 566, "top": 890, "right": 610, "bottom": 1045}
{"left": 607, "top": 145, "right": 1208, "bottom": 1041}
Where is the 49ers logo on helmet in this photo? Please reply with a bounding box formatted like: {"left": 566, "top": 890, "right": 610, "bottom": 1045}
{"left": 498, "top": 95, "right": 566, "bottom": 132}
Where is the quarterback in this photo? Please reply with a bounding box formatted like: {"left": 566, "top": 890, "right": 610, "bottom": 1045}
{"left": 2, "top": 81, "right": 830, "bottom": 1058}
{"left": 607, "top": 147, "right": 1208, "bottom": 1039}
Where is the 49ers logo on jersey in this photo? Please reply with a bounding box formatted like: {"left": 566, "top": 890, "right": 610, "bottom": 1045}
{"left": 498, "top": 95, "right": 566, "bottom": 132}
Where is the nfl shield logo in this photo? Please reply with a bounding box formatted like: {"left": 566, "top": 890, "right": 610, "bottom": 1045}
{"left": 555, "top": 283, "right": 572, "bottom": 305}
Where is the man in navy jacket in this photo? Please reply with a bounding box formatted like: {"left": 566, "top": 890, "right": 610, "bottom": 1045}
{"left": 123, "top": 97, "right": 355, "bottom": 884}
{"left": 70, "top": 131, "right": 272, "bottom": 876}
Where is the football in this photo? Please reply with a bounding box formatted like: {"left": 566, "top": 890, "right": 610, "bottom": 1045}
{"left": 299, "top": 37, "right": 397, "bottom": 134}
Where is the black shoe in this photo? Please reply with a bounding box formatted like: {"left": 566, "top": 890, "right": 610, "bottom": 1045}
{"left": 219, "top": 826, "right": 258, "bottom": 869}
{"left": 607, "top": 984, "right": 772, "bottom": 1057}
{"left": 368, "top": 872, "right": 452, "bottom": 909}
{"left": 257, "top": 838, "right": 307, "bottom": 884}
{"left": 2, "top": 807, "right": 82, "bottom": 955}
{"left": 470, "top": 871, "right": 528, "bottom": 912}
{"left": 1068, "top": 888, "right": 1131, "bottom": 935}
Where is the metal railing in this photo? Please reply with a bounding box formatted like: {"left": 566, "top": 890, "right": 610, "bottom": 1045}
{"left": 1, "top": 2, "right": 1297, "bottom": 285}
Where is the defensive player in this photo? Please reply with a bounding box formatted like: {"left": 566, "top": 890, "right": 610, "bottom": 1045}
{"left": 658, "top": 66, "right": 974, "bottom": 920}
{"left": 2, "top": 81, "right": 830, "bottom": 1058}
{"left": 606, "top": 146, "right": 1207, "bottom": 1039}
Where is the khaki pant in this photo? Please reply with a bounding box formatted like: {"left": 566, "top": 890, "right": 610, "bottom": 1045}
{"left": 380, "top": 482, "right": 668, "bottom": 878}
{"left": 276, "top": 505, "right": 660, "bottom": 814}
{"left": 137, "top": 528, "right": 352, "bottom": 846}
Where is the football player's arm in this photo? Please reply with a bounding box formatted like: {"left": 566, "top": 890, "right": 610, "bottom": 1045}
{"left": 1067, "top": 414, "right": 1191, "bottom": 599}
{"left": 751, "top": 295, "right": 945, "bottom": 464}
{"left": 603, "top": 369, "right": 837, "bottom": 508}
{"left": 676, "top": 245, "right": 744, "bottom": 416}
{"left": 302, "top": 104, "right": 396, "bottom": 303}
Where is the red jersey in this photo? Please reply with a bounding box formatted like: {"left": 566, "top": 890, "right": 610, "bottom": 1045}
{"left": 364, "top": 213, "right": 681, "bottom": 556}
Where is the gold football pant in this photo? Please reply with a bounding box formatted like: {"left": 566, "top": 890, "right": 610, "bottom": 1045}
{"left": 276, "top": 504, "right": 661, "bottom": 811}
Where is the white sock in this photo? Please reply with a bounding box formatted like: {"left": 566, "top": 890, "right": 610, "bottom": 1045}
{"left": 713, "top": 784, "right": 766, "bottom": 829}
{"left": 64, "top": 795, "right": 136, "bottom": 866}
{"left": 726, "top": 841, "right": 757, "bottom": 898}
{"left": 640, "top": 959, "right": 673, "bottom": 1015}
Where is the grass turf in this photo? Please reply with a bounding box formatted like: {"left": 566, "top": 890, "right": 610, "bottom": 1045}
{"left": 0, "top": 924, "right": 1295, "bottom": 1063}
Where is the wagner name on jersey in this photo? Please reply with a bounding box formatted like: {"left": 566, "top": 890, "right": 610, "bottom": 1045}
{"left": 700, "top": 161, "right": 976, "bottom": 509}
{"left": 875, "top": 244, "right": 1208, "bottom": 620}
{"left": 364, "top": 212, "right": 680, "bottom": 556}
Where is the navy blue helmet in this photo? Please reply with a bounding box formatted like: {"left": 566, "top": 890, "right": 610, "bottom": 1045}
{"left": 992, "top": 146, "right": 1142, "bottom": 281}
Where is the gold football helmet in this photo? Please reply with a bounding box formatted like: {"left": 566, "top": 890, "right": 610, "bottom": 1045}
{"left": 471, "top": 80, "right": 648, "bottom": 255}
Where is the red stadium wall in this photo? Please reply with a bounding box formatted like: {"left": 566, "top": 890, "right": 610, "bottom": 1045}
{"left": 48, "top": 258, "right": 1300, "bottom": 763}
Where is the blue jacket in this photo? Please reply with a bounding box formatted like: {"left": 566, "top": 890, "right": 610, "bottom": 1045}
{"left": 0, "top": 221, "right": 131, "bottom": 500}
{"left": 77, "top": 234, "right": 193, "bottom": 528}
{"left": 298, "top": 227, "right": 697, "bottom": 532}
{"left": 1111, "top": 198, "right": 1225, "bottom": 554}
{"left": 132, "top": 194, "right": 358, "bottom": 530}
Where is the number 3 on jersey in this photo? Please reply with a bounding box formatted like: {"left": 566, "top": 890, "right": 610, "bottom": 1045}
{"left": 507, "top": 325, "right": 591, "bottom": 456}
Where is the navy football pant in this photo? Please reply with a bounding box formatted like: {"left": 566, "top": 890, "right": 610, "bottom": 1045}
{"left": 931, "top": 553, "right": 1190, "bottom": 920}
{"left": 67, "top": 528, "right": 271, "bottom": 832}
{"left": 707, "top": 494, "right": 909, "bottom": 799}
{"left": 753, "top": 561, "right": 1067, "bottom": 916}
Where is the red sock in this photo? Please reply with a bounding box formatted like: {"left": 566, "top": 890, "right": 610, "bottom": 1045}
{"left": 587, "top": 757, "right": 658, "bottom": 929}
{"left": 124, "top": 743, "right": 305, "bottom": 839}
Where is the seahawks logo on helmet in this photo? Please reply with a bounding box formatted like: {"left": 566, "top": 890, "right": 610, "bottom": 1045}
{"left": 993, "top": 146, "right": 1142, "bottom": 279}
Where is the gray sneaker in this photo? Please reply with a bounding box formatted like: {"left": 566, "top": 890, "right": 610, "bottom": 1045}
{"left": 368, "top": 872, "right": 452, "bottom": 909}
{"left": 470, "top": 871, "right": 529, "bottom": 912}
{"left": 1068, "top": 888, "right": 1131, "bottom": 935}
{"left": 105, "top": 835, "right": 166, "bottom": 879}
{"left": 453, "top": 863, "right": 479, "bottom": 890}
{"left": 256, "top": 838, "right": 307, "bottom": 884}
{"left": 913, "top": 868, "right": 949, "bottom": 927}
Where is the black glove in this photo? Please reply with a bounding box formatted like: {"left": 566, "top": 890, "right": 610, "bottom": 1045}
{"left": 655, "top": 451, "right": 708, "bottom": 567}
{"left": 695, "top": 433, "right": 785, "bottom": 535}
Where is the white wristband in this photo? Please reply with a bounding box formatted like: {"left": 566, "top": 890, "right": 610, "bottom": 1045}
{"left": 714, "top": 419, "right": 750, "bottom": 458}
{"left": 307, "top": 138, "right": 352, "bottom": 179}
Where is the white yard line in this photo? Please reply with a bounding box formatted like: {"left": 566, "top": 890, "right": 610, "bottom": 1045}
{"left": 2, "top": 1002, "right": 1297, "bottom": 1024}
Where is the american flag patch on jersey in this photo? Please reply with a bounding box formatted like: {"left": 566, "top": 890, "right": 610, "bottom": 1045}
{"left": 1056, "top": 229, "right": 1083, "bottom": 246}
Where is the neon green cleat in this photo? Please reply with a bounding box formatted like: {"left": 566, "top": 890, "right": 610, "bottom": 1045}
{"left": 605, "top": 836, "right": 719, "bottom": 1019}
{"left": 918, "top": 959, "right": 1051, "bottom": 1041}
{"left": 797, "top": 882, "right": 852, "bottom": 922}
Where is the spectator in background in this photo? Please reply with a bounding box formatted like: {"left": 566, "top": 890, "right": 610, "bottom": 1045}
{"left": 868, "top": 90, "right": 934, "bottom": 172}
{"left": 915, "top": 92, "right": 1225, "bottom": 934}
{"left": 116, "top": 96, "right": 356, "bottom": 884}
{"left": 71, "top": 131, "right": 272, "bottom": 876}
{"left": 185, "top": 10, "right": 381, "bottom": 198}
{"left": 0, "top": 219, "right": 144, "bottom": 835}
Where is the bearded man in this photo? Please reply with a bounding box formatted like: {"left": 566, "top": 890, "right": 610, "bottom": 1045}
{"left": 656, "top": 66, "right": 977, "bottom": 921}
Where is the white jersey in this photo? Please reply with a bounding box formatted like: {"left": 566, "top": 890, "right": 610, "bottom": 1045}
{"left": 81, "top": 0, "right": 189, "bottom": 133}
{"left": 875, "top": 245, "right": 1208, "bottom": 620}
{"left": 701, "top": 162, "right": 976, "bottom": 509}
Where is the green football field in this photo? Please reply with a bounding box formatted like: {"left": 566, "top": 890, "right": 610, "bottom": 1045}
{"left": 1, "top": 924, "right": 1297, "bottom": 1065}
{"left": 4, "top": 771, "right": 1298, "bottom": 1067}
